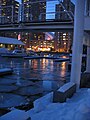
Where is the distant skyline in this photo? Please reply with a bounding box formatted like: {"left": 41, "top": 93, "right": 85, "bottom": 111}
{"left": 16, "top": 0, "right": 76, "bottom": 4}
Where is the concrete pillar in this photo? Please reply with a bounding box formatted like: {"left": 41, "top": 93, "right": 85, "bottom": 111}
{"left": 70, "top": 0, "right": 85, "bottom": 89}
{"left": 86, "top": 46, "right": 90, "bottom": 72}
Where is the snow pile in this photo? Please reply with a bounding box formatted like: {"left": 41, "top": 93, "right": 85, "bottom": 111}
{"left": 58, "top": 82, "right": 75, "bottom": 92}
{"left": 0, "top": 109, "right": 30, "bottom": 120}
{"left": 33, "top": 92, "right": 53, "bottom": 112}
{"left": 29, "top": 88, "right": 90, "bottom": 120}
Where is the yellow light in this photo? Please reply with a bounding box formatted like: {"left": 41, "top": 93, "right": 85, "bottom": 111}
{"left": 64, "top": 42, "right": 66, "bottom": 45}
{"left": 11, "top": 45, "right": 13, "bottom": 47}
{"left": 0, "top": 44, "right": 3, "bottom": 47}
{"left": 63, "top": 33, "right": 66, "bottom": 36}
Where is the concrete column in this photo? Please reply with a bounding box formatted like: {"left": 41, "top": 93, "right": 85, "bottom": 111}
{"left": 86, "top": 46, "right": 90, "bottom": 72}
{"left": 70, "top": 0, "right": 85, "bottom": 89}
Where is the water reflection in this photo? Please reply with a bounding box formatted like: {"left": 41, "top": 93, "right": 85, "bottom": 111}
{"left": 60, "top": 62, "right": 67, "bottom": 77}
{"left": 43, "top": 80, "right": 61, "bottom": 92}
{"left": 0, "top": 56, "right": 71, "bottom": 109}
{"left": 23, "top": 62, "right": 27, "bottom": 69}
{"left": 0, "top": 56, "right": 70, "bottom": 91}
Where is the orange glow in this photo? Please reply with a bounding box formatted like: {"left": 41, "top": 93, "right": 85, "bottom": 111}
{"left": 60, "top": 62, "right": 66, "bottom": 77}
{"left": 32, "top": 60, "right": 38, "bottom": 69}
{"left": 62, "top": 62, "right": 66, "bottom": 70}
{"left": 38, "top": 47, "right": 51, "bottom": 51}
{"left": 62, "top": 56, "right": 67, "bottom": 58}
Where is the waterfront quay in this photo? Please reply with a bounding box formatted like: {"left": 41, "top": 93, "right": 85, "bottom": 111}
{"left": 0, "top": 54, "right": 70, "bottom": 116}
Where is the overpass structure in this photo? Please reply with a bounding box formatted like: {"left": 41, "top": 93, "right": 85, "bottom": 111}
{"left": 0, "top": 17, "right": 90, "bottom": 32}
{"left": 0, "top": 21, "right": 74, "bottom": 32}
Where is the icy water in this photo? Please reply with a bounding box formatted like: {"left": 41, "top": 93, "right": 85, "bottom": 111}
{"left": 0, "top": 56, "right": 70, "bottom": 114}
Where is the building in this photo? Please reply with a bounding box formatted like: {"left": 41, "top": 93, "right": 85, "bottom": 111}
{"left": 55, "top": 32, "right": 73, "bottom": 52}
{"left": 0, "top": 32, "right": 19, "bottom": 39}
{"left": 55, "top": 0, "right": 74, "bottom": 21}
{"left": 20, "top": 0, "right": 47, "bottom": 51}
{"left": 0, "top": 0, "right": 74, "bottom": 52}
{"left": 22, "top": 0, "right": 46, "bottom": 22}
{"left": 0, "top": 30, "right": 56, "bottom": 52}
{"left": 0, "top": 0, "right": 19, "bottom": 24}
{"left": 0, "top": 36, "right": 25, "bottom": 50}
{"left": 20, "top": 32, "right": 55, "bottom": 52}
{"left": 55, "top": 0, "right": 74, "bottom": 52}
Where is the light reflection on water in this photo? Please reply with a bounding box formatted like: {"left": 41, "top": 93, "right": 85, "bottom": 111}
{"left": 0, "top": 57, "right": 70, "bottom": 92}
{"left": 60, "top": 62, "right": 67, "bottom": 77}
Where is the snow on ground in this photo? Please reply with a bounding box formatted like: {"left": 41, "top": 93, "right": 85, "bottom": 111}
{"left": 0, "top": 109, "right": 30, "bottom": 120}
{"left": 28, "top": 88, "right": 90, "bottom": 120}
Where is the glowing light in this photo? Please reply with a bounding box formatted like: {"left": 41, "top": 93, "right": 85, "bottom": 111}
{"left": 27, "top": 48, "right": 32, "bottom": 50}
{"left": 63, "top": 33, "right": 66, "bottom": 36}
{"left": 60, "top": 62, "right": 66, "bottom": 77}
{"left": 38, "top": 47, "right": 51, "bottom": 51}
{"left": 11, "top": 45, "right": 13, "bottom": 47}
{"left": 62, "top": 56, "right": 67, "bottom": 58}
{"left": 18, "top": 34, "right": 21, "bottom": 40}
{"left": 0, "top": 44, "right": 3, "bottom": 47}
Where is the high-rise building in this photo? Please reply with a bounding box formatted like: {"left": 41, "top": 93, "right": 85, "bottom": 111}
{"left": 55, "top": 32, "right": 73, "bottom": 52}
{"left": 21, "top": 32, "right": 46, "bottom": 50}
{"left": 55, "top": 0, "right": 74, "bottom": 21}
{"left": 0, "top": 0, "right": 19, "bottom": 23}
{"left": 22, "top": 0, "right": 46, "bottom": 22}
{"left": 20, "top": 0, "right": 46, "bottom": 51}
{"left": 55, "top": 0, "right": 74, "bottom": 52}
